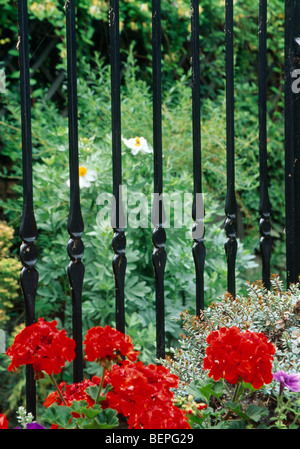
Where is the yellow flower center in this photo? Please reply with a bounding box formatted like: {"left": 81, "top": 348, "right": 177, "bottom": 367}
{"left": 134, "top": 137, "right": 141, "bottom": 147}
{"left": 79, "top": 166, "right": 87, "bottom": 177}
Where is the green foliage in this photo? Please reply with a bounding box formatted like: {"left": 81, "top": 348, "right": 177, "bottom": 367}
{"left": 42, "top": 401, "right": 119, "bottom": 429}
{"left": 0, "top": 0, "right": 285, "bottom": 96}
{"left": 166, "top": 277, "right": 300, "bottom": 429}
{"left": 270, "top": 393, "right": 300, "bottom": 429}
{"left": 183, "top": 376, "right": 269, "bottom": 429}
{"left": 0, "top": 0, "right": 290, "bottom": 423}
{"left": 0, "top": 53, "right": 259, "bottom": 363}
{"left": 0, "top": 221, "right": 21, "bottom": 328}
{"left": 162, "top": 276, "right": 300, "bottom": 392}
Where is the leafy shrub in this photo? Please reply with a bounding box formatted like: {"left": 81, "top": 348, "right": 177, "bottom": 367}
{"left": 160, "top": 276, "right": 300, "bottom": 428}
{"left": 0, "top": 53, "right": 259, "bottom": 362}
{"left": 0, "top": 0, "right": 287, "bottom": 276}
{"left": 0, "top": 221, "right": 21, "bottom": 328}
{"left": 162, "top": 276, "right": 300, "bottom": 394}
{"left": 0, "top": 221, "right": 23, "bottom": 419}
{"left": 0, "top": 0, "right": 285, "bottom": 96}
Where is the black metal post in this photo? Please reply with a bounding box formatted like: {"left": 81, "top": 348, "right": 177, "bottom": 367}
{"left": 224, "top": 0, "right": 237, "bottom": 297}
{"left": 65, "top": 0, "right": 84, "bottom": 383}
{"left": 17, "top": 0, "right": 38, "bottom": 418}
{"left": 284, "top": 0, "right": 300, "bottom": 286}
{"left": 110, "top": 0, "right": 127, "bottom": 334}
{"left": 258, "top": 0, "right": 272, "bottom": 290}
{"left": 152, "top": 0, "right": 166, "bottom": 359}
{"left": 191, "top": 0, "right": 205, "bottom": 314}
{"left": 294, "top": 0, "right": 300, "bottom": 282}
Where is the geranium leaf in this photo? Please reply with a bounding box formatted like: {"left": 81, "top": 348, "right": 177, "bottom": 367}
{"left": 85, "top": 385, "right": 106, "bottom": 403}
{"left": 245, "top": 404, "right": 268, "bottom": 422}
{"left": 42, "top": 404, "right": 75, "bottom": 428}
{"left": 80, "top": 408, "right": 119, "bottom": 429}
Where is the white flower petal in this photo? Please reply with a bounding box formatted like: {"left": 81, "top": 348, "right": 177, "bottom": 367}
{"left": 131, "top": 147, "right": 141, "bottom": 155}
{"left": 67, "top": 167, "right": 97, "bottom": 188}
{"left": 122, "top": 137, "right": 136, "bottom": 149}
{"left": 141, "top": 145, "right": 152, "bottom": 154}
{"left": 79, "top": 177, "right": 92, "bottom": 188}
{"left": 122, "top": 136, "right": 152, "bottom": 155}
{"left": 84, "top": 169, "right": 97, "bottom": 181}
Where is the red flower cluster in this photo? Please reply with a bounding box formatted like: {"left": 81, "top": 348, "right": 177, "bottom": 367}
{"left": 0, "top": 414, "right": 8, "bottom": 429}
{"left": 44, "top": 361, "right": 190, "bottom": 429}
{"left": 6, "top": 318, "right": 76, "bottom": 377}
{"left": 43, "top": 377, "right": 103, "bottom": 429}
{"left": 105, "top": 361, "right": 191, "bottom": 429}
{"left": 43, "top": 376, "right": 101, "bottom": 408}
{"left": 7, "top": 322, "right": 191, "bottom": 429}
{"left": 203, "top": 326, "right": 276, "bottom": 389}
{"left": 83, "top": 326, "right": 139, "bottom": 368}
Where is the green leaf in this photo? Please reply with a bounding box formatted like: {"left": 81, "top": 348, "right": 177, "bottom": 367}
{"left": 227, "top": 420, "right": 246, "bottom": 429}
{"left": 85, "top": 385, "right": 101, "bottom": 403}
{"left": 70, "top": 400, "right": 99, "bottom": 419}
{"left": 43, "top": 401, "right": 119, "bottom": 429}
{"left": 42, "top": 404, "right": 75, "bottom": 429}
{"left": 225, "top": 402, "right": 268, "bottom": 424}
{"left": 245, "top": 404, "right": 269, "bottom": 423}
{"left": 41, "top": 155, "right": 56, "bottom": 165}
{"left": 187, "top": 378, "right": 224, "bottom": 402}
{"left": 80, "top": 408, "right": 119, "bottom": 429}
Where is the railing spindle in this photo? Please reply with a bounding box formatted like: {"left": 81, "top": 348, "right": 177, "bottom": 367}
{"left": 191, "top": 0, "right": 205, "bottom": 314}
{"left": 224, "top": 0, "right": 237, "bottom": 297}
{"left": 285, "top": 0, "right": 300, "bottom": 285}
{"left": 284, "top": 0, "right": 296, "bottom": 286}
{"left": 18, "top": 0, "right": 38, "bottom": 418}
{"left": 152, "top": 0, "right": 167, "bottom": 359}
{"left": 258, "top": 0, "right": 272, "bottom": 290}
{"left": 65, "top": 0, "right": 84, "bottom": 383}
{"left": 294, "top": 1, "right": 300, "bottom": 282}
{"left": 110, "top": 0, "right": 127, "bottom": 334}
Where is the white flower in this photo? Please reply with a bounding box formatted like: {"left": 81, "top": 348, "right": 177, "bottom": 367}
{"left": 122, "top": 136, "right": 152, "bottom": 155}
{"left": 66, "top": 166, "right": 97, "bottom": 188}
{"left": 140, "top": 3, "right": 149, "bottom": 12}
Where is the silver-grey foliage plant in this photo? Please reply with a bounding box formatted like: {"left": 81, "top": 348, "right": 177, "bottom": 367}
{"left": 162, "top": 276, "right": 300, "bottom": 395}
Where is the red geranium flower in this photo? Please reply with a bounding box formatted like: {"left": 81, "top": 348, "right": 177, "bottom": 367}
{"left": 105, "top": 361, "right": 156, "bottom": 418}
{"left": 105, "top": 360, "right": 190, "bottom": 429}
{"left": 0, "top": 414, "right": 8, "bottom": 429}
{"left": 203, "top": 326, "right": 276, "bottom": 389}
{"left": 131, "top": 398, "right": 191, "bottom": 429}
{"left": 6, "top": 318, "right": 76, "bottom": 377}
{"left": 83, "top": 326, "right": 139, "bottom": 368}
{"left": 44, "top": 376, "right": 102, "bottom": 408}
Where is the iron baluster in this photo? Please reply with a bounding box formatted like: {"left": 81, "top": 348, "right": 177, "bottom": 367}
{"left": 17, "top": 0, "right": 38, "bottom": 418}
{"left": 152, "top": 0, "right": 167, "bottom": 360}
{"left": 258, "top": 0, "right": 272, "bottom": 290}
{"left": 294, "top": 1, "right": 300, "bottom": 282}
{"left": 65, "top": 0, "right": 84, "bottom": 383}
{"left": 284, "top": 0, "right": 296, "bottom": 286}
{"left": 191, "top": 0, "right": 206, "bottom": 314}
{"left": 224, "top": 0, "right": 237, "bottom": 297}
{"left": 110, "top": 0, "right": 127, "bottom": 335}
{"left": 284, "top": 0, "right": 300, "bottom": 285}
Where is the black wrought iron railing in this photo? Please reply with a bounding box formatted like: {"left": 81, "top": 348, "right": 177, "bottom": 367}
{"left": 15, "top": 0, "right": 300, "bottom": 416}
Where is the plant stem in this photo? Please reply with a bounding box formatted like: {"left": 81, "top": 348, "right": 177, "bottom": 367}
{"left": 224, "top": 380, "right": 234, "bottom": 400}
{"left": 222, "top": 379, "right": 243, "bottom": 421}
{"left": 96, "top": 368, "right": 106, "bottom": 404}
{"left": 49, "top": 374, "right": 68, "bottom": 407}
{"left": 232, "top": 379, "right": 243, "bottom": 403}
